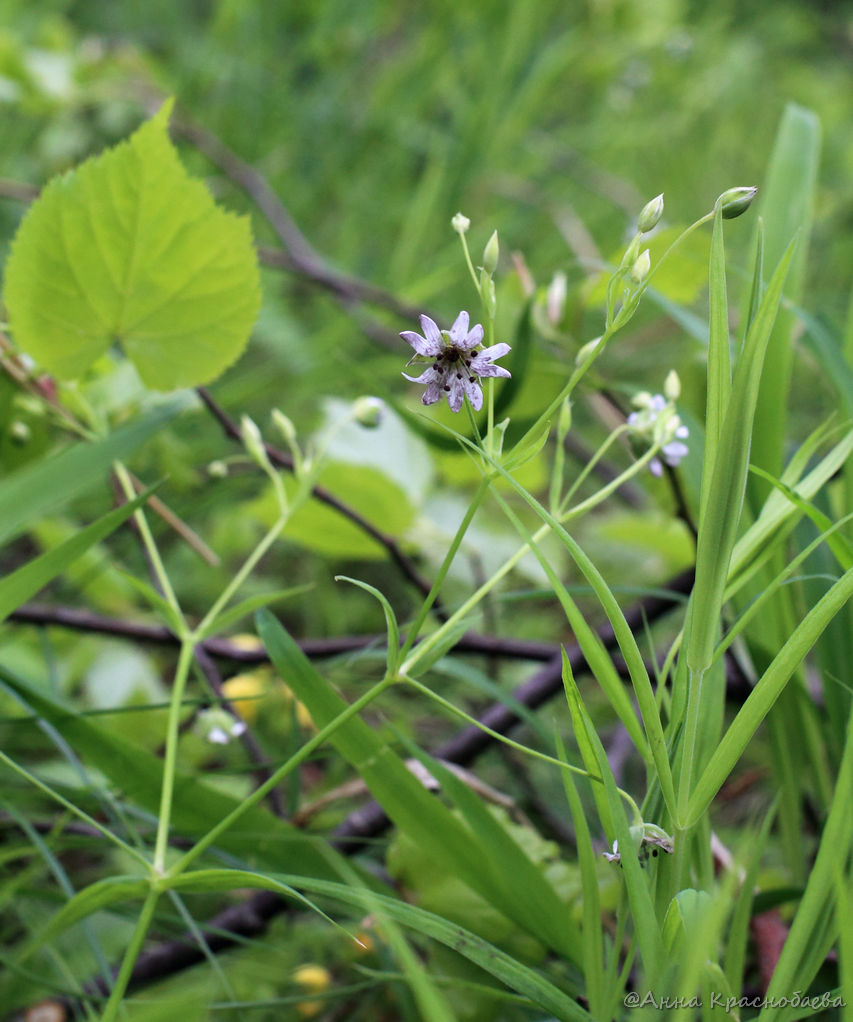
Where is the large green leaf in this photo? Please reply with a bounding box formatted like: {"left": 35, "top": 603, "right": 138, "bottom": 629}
{"left": 4, "top": 100, "right": 261, "bottom": 390}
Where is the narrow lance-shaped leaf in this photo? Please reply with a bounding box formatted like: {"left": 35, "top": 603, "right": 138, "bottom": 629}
{"left": 686, "top": 240, "right": 795, "bottom": 675}
{"left": 0, "top": 399, "right": 185, "bottom": 548}
{"left": 0, "top": 490, "right": 151, "bottom": 623}
{"left": 4, "top": 100, "right": 261, "bottom": 390}
{"left": 748, "top": 104, "right": 820, "bottom": 508}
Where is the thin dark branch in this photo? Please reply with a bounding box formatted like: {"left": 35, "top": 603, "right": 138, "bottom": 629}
{"left": 170, "top": 115, "right": 430, "bottom": 327}
{"left": 67, "top": 568, "right": 693, "bottom": 1006}
{"left": 195, "top": 386, "right": 444, "bottom": 611}
{"left": 7, "top": 601, "right": 560, "bottom": 663}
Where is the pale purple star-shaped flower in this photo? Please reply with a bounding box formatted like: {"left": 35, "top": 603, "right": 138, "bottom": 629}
{"left": 401, "top": 311, "right": 511, "bottom": 413}
{"left": 626, "top": 391, "right": 689, "bottom": 476}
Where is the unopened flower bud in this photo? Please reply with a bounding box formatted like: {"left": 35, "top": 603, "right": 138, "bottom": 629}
{"left": 637, "top": 193, "right": 664, "bottom": 233}
{"left": 482, "top": 230, "right": 499, "bottom": 274}
{"left": 480, "top": 271, "right": 496, "bottom": 319}
{"left": 717, "top": 186, "right": 758, "bottom": 220}
{"left": 619, "top": 234, "right": 642, "bottom": 270}
{"left": 546, "top": 272, "right": 567, "bottom": 325}
{"left": 207, "top": 460, "right": 228, "bottom": 479}
{"left": 558, "top": 398, "right": 572, "bottom": 438}
{"left": 451, "top": 212, "right": 471, "bottom": 235}
{"left": 664, "top": 370, "right": 681, "bottom": 401}
{"left": 576, "top": 336, "right": 604, "bottom": 365}
{"left": 240, "top": 415, "right": 270, "bottom": 471}
{"left": 630, "top": 249, "right": 651, "bottom": 284}
{"left": 352, "top": 395, "right": 385, "bottom": 428}
{"left": 272, "top": 409, "right": 297, "bottom": 448}
{"left": 9, "top": 420, "right": 30, "bottom": 443}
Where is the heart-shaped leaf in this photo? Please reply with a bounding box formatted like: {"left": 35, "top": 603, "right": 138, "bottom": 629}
{"left": 4, "top": 99, "right": 261, "bottom": 389}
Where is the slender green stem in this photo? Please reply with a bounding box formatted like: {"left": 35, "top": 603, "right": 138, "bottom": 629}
{"left": 458, "top": 233, "right": 479, "bottom": 291}
{"left": 400, "top": 517, "right": 551, "bottom": 676}
{"left": 560, "top": 425, "right": 630, "bottom": 511}
{"left": 194, "top": 514, "right": 287, "bottom": 639}
{"left": 402, "top": 675, "right": 597, "bottom": 781}
{"left": 0, "top": 749, "right": 149, "bottom": 867}
{"left": 559, "top": 443, "right": 657, "bottom": 522}
{"left": 169, "top": 676, "right": 395, "bottom": 875}
{"left": 398, "top": 476, "right": 492, "bottom": 662}
{"left": 153, "top": 640, "right": 195, "bottom": 873}
{"left": 100, "top": 886, "right": 160, "bottom": 1022}
{"left": 113, "top": 460, "right": 185, "bottom": 629}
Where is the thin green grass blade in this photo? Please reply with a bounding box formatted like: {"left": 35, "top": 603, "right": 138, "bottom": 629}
{"left": 493, "top": 490, "right": 650, "bottom": 762}
{"left": 728, "top": 427, "right": 853, "bottom": 589}
{"left": 723, "top": 803, "right": 778, "bottom": 996}
{"left": 686, "top": 239, "right": 796, "bottom": 675}
{"left": 257, "top": 609, "right": 580, "bottom": 960}
{"left": 562, "top": 654, "right": 666, "bottom": 985}
{"left": 699, "top": 204, "right": 731, "bottom": 530}
{"left": 275, "top": 874, "right": 593, "bottom": 1020}
{"left": 0, "top": 400, "right": 185, "bottom": 548}
{"left": 335, "top": 576, "right": 401, "bottom": 676}
{"left": 556, "top": 732, "right": 606, "bottom": 1019}
{"left": 196, "top": 584, "right": 313, "bottom": 639}
{"left": 0, "top": 490, "right": 150, "bottom": 624}
{"left": 0, "top": 664, "right": 346, "bottom": 879}
{"left": 748, "top": 103, "right": 820, "bottom": 509}
{"left": 688, "top": 564, "right": 853, "bottom": 822}
{"left": 406, "top": 744, "right": 581, "bottom": 956}
{"left": 758, "top": 704, "right": 853, "bottom": 1018}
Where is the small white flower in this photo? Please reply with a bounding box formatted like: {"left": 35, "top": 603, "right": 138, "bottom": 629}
{"left": 401, "top": 311, "right": 511, "bottom": 413}
{"left": 197, "top": 707, "right": 247, "bottom": 746}
{"left": 626, "top": 384, "right": 689, "bottom": 475}
{"left": 603, "top": 840, "right": 621, "bottom": 863}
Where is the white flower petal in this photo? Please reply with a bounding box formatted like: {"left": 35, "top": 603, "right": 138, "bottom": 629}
{"left": 457, "top": 322, "right": 484, "bottom": 351}
{"left": 402, "top": 367, "right": 440, "bottom": 384}
{"left": 400, "top": 330, "right": 438, "bottom": 357}
{"left": 422, "top": 381, "right": 443, "bottom": 404}
{"left": 419, "top": 315, "right": 444, "bottom": 351}
{"left": 649, "top": 458, "right": 663, "bottom": 477}
{"left": 477, "top": 342, "right": 510, "bottom": 361}
{"left": 447, "top": 376, "right": 466, "bottom": 413}
{"left": 464, "top": 377, "right": 483, "bottom": 410}
{"left": 447, "top": 310, "right": 470, "bottom": 346}
{"left": 472, "top": 362, "right": 511, "bottom": 380}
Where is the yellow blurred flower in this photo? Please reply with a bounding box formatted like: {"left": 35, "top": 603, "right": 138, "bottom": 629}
{"left": 221, "top": 672, "right": 266, "bottom": 723}
{"left": 293, "top": 964, "right": 332, "bottom": 1018}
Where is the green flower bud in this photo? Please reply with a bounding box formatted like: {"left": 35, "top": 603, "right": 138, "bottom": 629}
{"left": 576, "top": 336, "right": 603, "bottom": 365}
{"left": 558, "top": 398, "right": 572, "bottom": 438}
{"left": 630, "top": 249, "right": 651, "bottom": 284}
{"left": 271, "top": 409, "right": 297, "bottom": 448}
{"left": 664, "top": 369, "right": 681, "bottom": 401}
{"left": 717, "top": 186, "right": 757, "bottom": 220}
{"left": 207, "top": 459, "right": 229, "bottom": 479}
{"left": 451, "top": 211, "right": 471, "bottom": 235}
{"left": 240, "top": 415, "right": 270, "bottom": 471}
{"left": 352, "top": 395, "right": 385, "bottom": 428}
{"left": 9, "top": 420, "right": 30, "bottom": 443}
{"left": 479, "top": 270, "right": 496, "bottom": 319}
{"left": 637, "top": 193, "right": 664, "bottom": 233}
{"left": 482, "top": 230, "right": 499, "bottom": 274}
{"left": 619, "top": 234, "right": 642, "bottom": 270}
